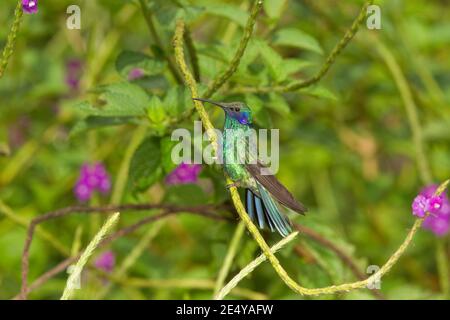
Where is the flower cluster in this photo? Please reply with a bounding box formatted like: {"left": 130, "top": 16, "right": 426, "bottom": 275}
{"left": 165, "top": 162, "right": 202, "bottom": 185}
{"left": 94, "top": 251, "right": 115, "bottom": 273}
{"left": 74, "top": 163, "right": 111, "bottom": 202}
{"left": 22, "top": 0, "right": 38, "bottom": 14}
{"left": 412, "top": 184, "right": 450, "bottom": 236}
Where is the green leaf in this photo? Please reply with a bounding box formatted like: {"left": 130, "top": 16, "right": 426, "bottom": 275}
{"left": 116, "top": 51, "right": 165, "bottom": 78}
{"left": 200, "top": 2, "right": 248, "bottom": 27}
{"left": 263, "top": 0, "right": 287, "bottom": 20}
{"left": 70, "top": 116, "right": 137, "bottom": 136}
{"left": 160, "top": 137, "right": 178, "bottom": 173}
{"left": 78, "top": 82, "right": 151, "bottom": 117}
{"left": 129, "top": 136, "right": 162, "bottom": 192}
{"left": 283, "top": 59, "right": 315, "bottom": 75}
{"left": 147, "top": 95, "right": 166, "bottom": 123}
{"left": 268, "top": 93, "right": 290, "bottom": 115}
{"left": 255, "top": 40, "right": 287, "bottom": 83}
{"left": 163, "top": 86, "right": 189, "bottom": 117}
{"left": 299, "top": 86, "right": 338, "bottom": 101}
{"left": 273, "top": 28, "right": 323, "bottom": 55}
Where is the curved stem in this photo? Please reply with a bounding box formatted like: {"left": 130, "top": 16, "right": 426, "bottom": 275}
{"left": 374, "top": 39, "right": 433, "bottom": 185}
{"left": 213, "top": 222, "right": 245, "bottom": 296}
{"left": 138, "top": 0, "right": 183, "bottom": 84}
{"left": 230, "top": 0, "right": 373, "bottom": 95}
{"left": 61, "top": 213, "right": 120, "bottom": 300}
{"left": 173, "top": 17, "right": 450, "bottom": 296}
{"left": 202, "top": 0, "right": 263, "bottom": 98}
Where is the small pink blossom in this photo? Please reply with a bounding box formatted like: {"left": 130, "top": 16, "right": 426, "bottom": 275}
{"left": 22, "top": 0, "right": 38, "bottom": 14}
{"left": 94, "top": 251, "right": 115, "bottom": 273}
{"left": 165, "top": 162, "right": 202, "bottom": 185}
{"left": 74, "top": 162, "right": 111, "bottom": 202}
{"left": 412, "top": 184, "right": 450, "bottom": 236}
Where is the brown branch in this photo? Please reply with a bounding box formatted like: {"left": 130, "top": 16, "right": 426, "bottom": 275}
{"left": 18, "top": 203, "right": 230, "bottom": 300}
{"left": 16, "top": 203, "right": 385, "bottom": 300}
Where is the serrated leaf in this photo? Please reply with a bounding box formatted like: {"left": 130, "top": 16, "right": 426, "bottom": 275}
{"left": 116, "top": 51, "right": 165, "bottom": 78}
{"left": 163, "top": 86, "right": 188, "bottom": 116}
{"left": 129, "top": 136, "right": 162, "bottom": 192}
{"left": 147, "top": 95, "right": 166, "bottom": 123}
{"left": 273, "top": 28, "right": 323, "bottom": 55}
{"left": 80, "top": 82, "right": 151, "bottom": 117}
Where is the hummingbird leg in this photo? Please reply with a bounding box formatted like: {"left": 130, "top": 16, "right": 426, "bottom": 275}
{"left": 226, "top": 180, "right": 241, "bottom": 189}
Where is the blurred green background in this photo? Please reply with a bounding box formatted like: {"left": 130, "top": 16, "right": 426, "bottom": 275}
{"left": 0, "top": 0, "right": 449, "bottom": 300}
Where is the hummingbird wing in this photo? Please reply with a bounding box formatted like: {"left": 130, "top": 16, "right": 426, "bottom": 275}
{"left": 245, "top": 161, "right": 307, "bottom": 214}
{"left": 232, "top": 130, "right": 307, "bottom": 214}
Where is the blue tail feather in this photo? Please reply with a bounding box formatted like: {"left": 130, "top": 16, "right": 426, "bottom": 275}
{"left": 245, "top": 187, "right": 292, "bottom": 237}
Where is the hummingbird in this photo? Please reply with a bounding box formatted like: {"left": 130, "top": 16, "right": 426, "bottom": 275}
{"left": 193, "top": 98, "right": 307, "bottom": 237}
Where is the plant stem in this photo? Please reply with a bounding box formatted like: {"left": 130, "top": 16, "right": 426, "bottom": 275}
{"left": 173, "top": 17, "right": 450, "bottom": 297}
{"left": 184, "top": 26, "right": 201, "bottom": 82}
{"left": 213, "top": 222, "right": 245, "bottom": 297}
{"left": 436, "top": 239, "right": 449, "bottom": 298}
{"left": 138, "top": 0, "right": 183, "bottom": 84}
{"left": 110, "top": 125, "right": 147, "bottom": 204}
{"left": 230, "top": 0, "right": 373, "bottom": 94}
{"left": 375, "top": 39, "right": 433, "bottom": 185}
{"left": 215, "top": 231, "right": 298, "bottom": 300}
{"left": 61, "top": 213, "right": 120, "bottom": 300}
{"left": 0, "top": 0, "right": 23, "bottom": 79}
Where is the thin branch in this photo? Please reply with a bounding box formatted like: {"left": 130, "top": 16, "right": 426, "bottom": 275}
{"left": 184, "top": 26, "right": 201, "bottom": 82}
{"left": 230, "top": 0, "right": 373, "bottom": 94}
{"left": 374, "top": 39, "right": 433, "bottom": 185}
{"left": 138, "top": 0, "right": 183, "bottom": 84}
{"left": 213, "top": 222, "right": 245, "bottom": 296}
{"left": 294, "top": 223, "right": 385, "bottom": 299}
{"left": 18, "top": 203, "right": 228, "bottom": 299}
{"left": 0, "top": 0, "right": 23, "bottom": 79}
{"left": 61, "top": 213, "right": 120, "bottom": 300}
{"left": 202, "top": 0, "right": 263, "bottom": 98}
{"left": 116, "top": 277, "right": 268, "bottom": 300}
{"left": 173, "top": 17, "right": 450, "bottom": 297}
{"left": 215, "top": 232, "right": 299, "bottom": 300}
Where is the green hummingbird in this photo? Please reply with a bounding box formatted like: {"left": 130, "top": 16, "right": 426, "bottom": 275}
{"left": 193, "top": 98, "right": 307, "bottom": 237}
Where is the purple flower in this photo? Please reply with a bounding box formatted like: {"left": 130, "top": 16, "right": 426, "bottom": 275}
{"left": 128, "top": 68, "right": 145, "bottom": 81}
{"left": 423, "top": 216, "right": 450, "bottom": 237}
{"left": 94, "top": 251, "right": 115, "bottom": 273}
{"left": 65, "top": 59, "right": 82, "bottom": 91}
{"left": 429, "top": 196, "right": 443, "bottom": 214}
{"left": 412, "top": 195, "right": 429, "bottom": 218}
{"left": 165, "top": 162, "right": 202, "bottom": 185}
{"left": 412, "top": 184, "right": 450, "bottom": 236}
{"left": 74, "top": 162, "right": 111, "bottom": 202}
{"left": 22, "top": 0, "right": 38, "bottom": 14}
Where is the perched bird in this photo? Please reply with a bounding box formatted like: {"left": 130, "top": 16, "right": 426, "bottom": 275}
{"left": 193, "top": 98, "right": 307, "bottom": 237}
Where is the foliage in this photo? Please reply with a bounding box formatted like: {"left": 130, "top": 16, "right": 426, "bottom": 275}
{"left": 0, "top": 0, "right": 449, "bottom": 300}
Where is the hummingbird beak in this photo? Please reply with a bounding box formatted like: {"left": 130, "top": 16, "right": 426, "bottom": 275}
{"left": 192, "top": 98, "right": 227, "bottom": 109}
